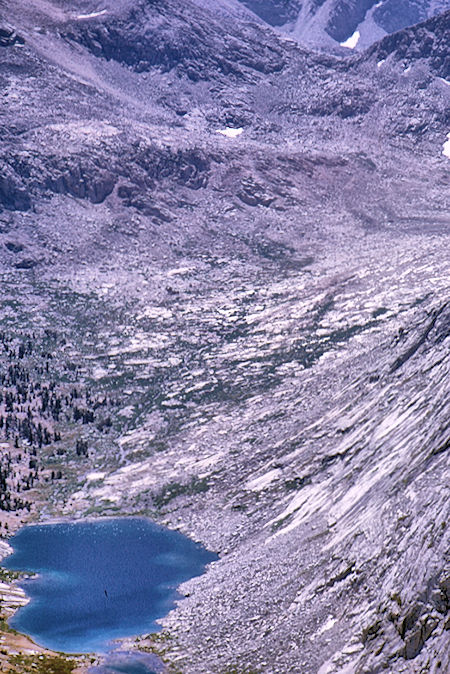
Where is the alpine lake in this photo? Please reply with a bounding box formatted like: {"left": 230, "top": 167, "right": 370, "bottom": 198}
{"left": 2, "top": 517, "right": 217, "bottom": 664}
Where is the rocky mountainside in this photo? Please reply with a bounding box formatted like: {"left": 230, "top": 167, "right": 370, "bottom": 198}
{"left": 0, "top": 0, "right": 449, "bottom": 673}
{"left": 361, "top": 9, "right": 450, "bottom": 77}
{"left": 239, "top": 0, "right": 450, "bottom": 51}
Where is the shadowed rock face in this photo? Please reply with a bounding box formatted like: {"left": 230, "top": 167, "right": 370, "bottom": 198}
{"left": 0, "top": 165, "right": 31, "bottom": 211}
{"left": 238, "top": 0, "right": 450, "bottom": 51}
{"left": 0, "top": 1, "right": 448, "bottom": 673}
{"left": 318, "top": 0, "right": 378, "bottom": 42}
{"left": 61, "top": 0, "right": 286, "bottom": 81}
{"left": 373, "top": 0, "right": 450, "bottom": 33}
{"left": 239, "top": 0, "right": 303, "bottom": 26}
{"left": 0, "top": 26, "right": 25, "bottom": 47}
{"left": 361, "top": 9, "right": 450, "bottom": 78}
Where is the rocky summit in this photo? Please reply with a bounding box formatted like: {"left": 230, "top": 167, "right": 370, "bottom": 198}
{"left": 0, "top": 1, "right": 449, "bottom": 673}
{"left": 239, "top": 0, "right": 450, "bottom": 51}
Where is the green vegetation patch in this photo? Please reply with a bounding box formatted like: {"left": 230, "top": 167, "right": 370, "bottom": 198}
{"left": 9, "top": 654, "right": 76, "bottom": 673}
{"left": 0, "top": 567, "right": 23, "bottom": 582}
{"left": 153, "top": 477, "right": 209, "bottom": 507}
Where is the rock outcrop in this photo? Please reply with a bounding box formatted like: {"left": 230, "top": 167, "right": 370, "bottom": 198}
{"left": 62, "top": 0, "right": 286, "bottom": 82}
{"left": 0, "top": 26, "right": 24, "bottom": 47}
{"left": 362, "top": 9, "right": 450, "bottom": 78}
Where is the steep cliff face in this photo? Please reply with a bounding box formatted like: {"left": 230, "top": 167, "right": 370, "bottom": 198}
{"left": 360, "top": 9, "right": 450, "bottom": 78}
{"left": 373, "top": 0, "right": 450, "bottom": 33}
{"left": 237, "top": 0, "right": 450, "bottom": 51}
{"left": 239, "top": 0, "right": 303, "bottom": 25}
{"left": 0, "top": 1, "right": 448, "bottom": 673}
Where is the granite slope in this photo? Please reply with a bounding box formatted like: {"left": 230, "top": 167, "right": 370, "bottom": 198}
{"left": 0, "top": 1, "right": 448, "bottom": 673}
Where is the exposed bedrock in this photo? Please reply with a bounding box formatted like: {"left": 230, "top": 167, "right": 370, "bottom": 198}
{"left": 362, "top": 9, "right": 450, "bottom": 78}
{"left": 0, "top": 1, "right": 448, "bottom": 673}
{"left": 61, "top": 0, "right": 286, "bottom": 81}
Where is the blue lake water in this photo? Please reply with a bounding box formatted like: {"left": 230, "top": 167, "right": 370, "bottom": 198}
{"left": 2, "top": 517, "right": 217, "bottom": 655}
{"left": 89, "top": 650, "right": 165, "bottom": 674}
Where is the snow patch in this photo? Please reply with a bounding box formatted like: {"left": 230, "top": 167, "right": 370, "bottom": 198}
{"left": 76, "top": 10, "right": 107, "bottom": 20}
{"left": 377, "top": 59, "right": 385, "bottom": 68}
{"left": 442, "top": 133, "right": 450, "bottom": 159}
{"left": 439, "top": 78, "right": 450, "bottom": 86}
{"left": 340, "top": 30, "right": 360, "bottom": 49}
{"left": 216, "top": 127, "right": 243, "bottom": 138}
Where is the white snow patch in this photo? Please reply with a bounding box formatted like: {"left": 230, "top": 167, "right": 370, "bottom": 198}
{"left": 246, "top": 468, "right": 281, "bottom": 492}
{"left": 439, "top": 78, "right": 450, "bottom": 86}
{"left": 340, "top": 30, "right": 360, "bottom": 49}
{"left": 377, "top": 59, "right": 385, "bottom": 68}
{"left": 76, "top": 9, "right": 107, "bottom": 20}
{"left": 216, "top": 127, "right": 243, "bottom": 138}
{"left": 442, "top": 133, "right": 450, "bottom": 159}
